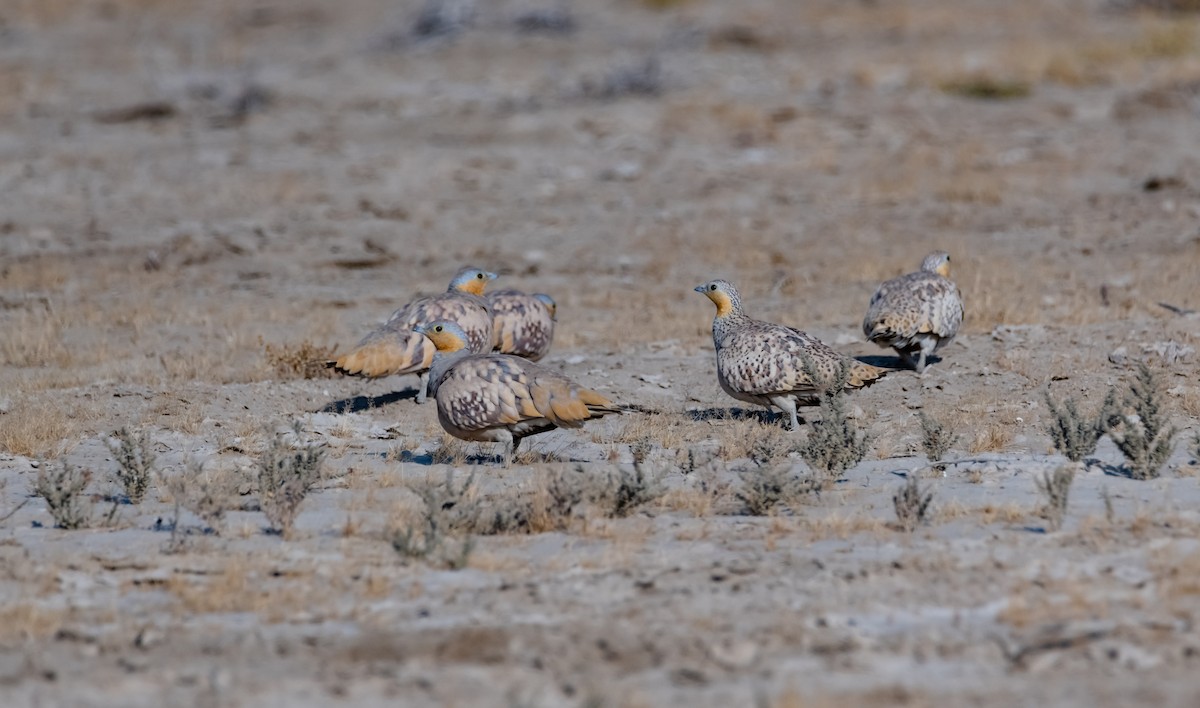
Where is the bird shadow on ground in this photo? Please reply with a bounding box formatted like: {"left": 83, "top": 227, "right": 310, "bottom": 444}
{"left": 1095, "top": 461, "right": 1135, "bottom": 478}
{"left": 389, "top": 447, "right": 586, "bottom": 466}
{"left": 854, "top": 353, "right": 933, "bottom": 371}
{"left": 316, "top": 389, "right": 418, "bottom": 414}
{"left": 685, "top": 407, "right": 789, "bottom": 427}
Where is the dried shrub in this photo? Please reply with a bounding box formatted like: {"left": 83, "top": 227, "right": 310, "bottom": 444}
{"left": 33, "top": 461, "right": 93, "bottom": 529}
{"left": 262, "top": 338, "right": 338, "bottom": 380}
{"left": 164, "top": 459, "right": 244, "bottom": 536}
{"left": 798, "top": 357, "right": 870, "bottom": 481}
{"left": 738, "top": 463, "right": 815, "bottom": 516}
{"left": 390, "top": 471, "right": 475, "bottom": 569}
{"left": 1044, "top": 389, "right": 1116, "bottom": 463}
{"left": 609, "top": 463, "right": 667, "bottom": 518}
{"left": 1107, "top": 363, "right": 1177, "bottom": 480}
{"left": 893, "top": 475, "right": 933, "bottom": 533}
{"left": 430, "top": 437, "right": 469, "bottom": 465}
{"left": 919, "top": 412, "right": 959, "bottom": 465}
{"left": 105, "top": 427, "right": 155, "bottom": 504}
{"left": 256, "top": 423, "right": 327, "bottom": 537}
{"left": 1036, "top": 465, "right": 1075, "bottom": 532}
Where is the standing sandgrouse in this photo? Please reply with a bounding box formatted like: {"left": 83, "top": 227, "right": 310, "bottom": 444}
{"left": 331, "top": 266, "right": 497, "bottom": 403}
{"left": 486, "top": 289, "right": 556, "bottom": 361}
{"left": 417, "top": 321, "right": 623, "bottom": 465}
{"left": 862, "top": 251, "right": 963, "bottom": 374}
{"left": 695, "top": 279, "right": 889, "bottom": 431}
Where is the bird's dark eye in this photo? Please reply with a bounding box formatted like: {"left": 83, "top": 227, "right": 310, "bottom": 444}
{"left": 945, "top": 255, "right": 951, "bottom": 262}
{"left": 434, "top": 325, "right": 443, "bottom": 332}
{"left": 476, "top": 273, "right": 484, "bottom": 279}
{"left": 709, "top": 284, "right": 717, "bottom": 291}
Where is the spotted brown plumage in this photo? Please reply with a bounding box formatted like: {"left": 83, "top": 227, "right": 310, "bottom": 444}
{"left": 418, "top": 321, "right": 623, "bottom": 465}
{"left": 330, "top": 266, "right": 497, "bottom": 403}
{"left": 486, "top": 289, "right": 556, "bottom": 361}
{"left": 862, "top": 251, "right": 964, "bottom": 374}
{"left": 695, "top": 279, "right": 889, "bottom": 431}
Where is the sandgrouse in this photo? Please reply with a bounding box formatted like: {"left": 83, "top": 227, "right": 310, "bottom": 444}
{"left": 331, "top": 266, "right": 496, "bottom": 403}
{"left": 486, "top": 289, "right": 556, "bottom": 361}
{"left": 417, "top": 321, "right": 623, "bottom": 465}
{"left": 696, "top": 279, "right": 888, "bottom": 430}
{"left": 862, "top": 251, "right": 963, "bottom": 374}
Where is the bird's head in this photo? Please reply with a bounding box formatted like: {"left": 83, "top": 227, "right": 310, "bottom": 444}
{"left": 416, "top": 321, "right": 471, "bottom": 353}
{"left": 921, "top": 251, "right": 952, "bottom": 278}
{"left": 448, "top": 266, "right": 498, "bottom": 295}
{"left": 694, "top": 279, "right": 741, "bottom": 318}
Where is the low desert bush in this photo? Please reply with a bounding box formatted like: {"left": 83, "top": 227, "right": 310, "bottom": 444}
{"left": 738, "top": 463, "right": 815, "bottom": 516}
{"left": 33, "top": 461, "right": 93, "bottom": 529}
{"left": 164, "top": 459, "right": 244, "bottom": 536}
{"left": 893, "top": 474, "right": 933, "bottom": 533}
{"left": 798, "top": 357, "right": 870, "bottom": 482}
{"left": 1107, "top": 363, "right": 1177, "bottom": 480}
{"left": 1036, "top": 465, "right": 1075, "bottom": 532}
{"left": 390, "top": 471, "right": 476, "bottom": 569}
{"left": 106, "top": 426, "right": 156, "bottom": 504}
{"left": 257, "top": 422, "right": 327, "bottom": 537}
{"left": 919, "top": 412, "right": 959, "bottom": 466}
{"left": 1043, "top": 389, "right": 1116, "bottom": 463}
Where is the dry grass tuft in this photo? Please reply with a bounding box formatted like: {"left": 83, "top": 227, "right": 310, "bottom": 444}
{"left": 262, "top": 338, "right": 339, "bottom": 380}
{"left": 430, "top": 437, "right": 470, "bottom": 466}
{"left": 969, "top": 424, "right": 1013, "bottom": 454}
{"left": 0, "top": 399, "right": 82, "bottom": 458}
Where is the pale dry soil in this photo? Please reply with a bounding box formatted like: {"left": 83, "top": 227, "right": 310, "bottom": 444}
{"left": 2, "top": 0, "right": 1200, "bottom": 705}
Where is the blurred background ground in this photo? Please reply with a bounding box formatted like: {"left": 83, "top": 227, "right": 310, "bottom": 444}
{"left": 0, "top": 0, "right": 1199, "bottom": 705}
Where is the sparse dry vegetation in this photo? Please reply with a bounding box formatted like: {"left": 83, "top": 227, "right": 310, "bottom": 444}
{"left": 893, "top": 474, "right": 933, "bottom": 533}
{"left": 105, "top": 426, "right": 155, "bottom": 504}
{"left": 256, "top": 423, "right": 327, "bottom": 537}
{"left": 1036, "top": 465, "right": 1075, "bottom": 532}
{"left": 738, "top": 461, "right": 816, "bottom": 516}
{"left": 1107, "top": 363, "right": 1177, "bottom": 480}
{"left": 1044, "top": 389, "right": 1116, "bottom": 463}
{"left": 164, "top": 459, "right": 244, "bottom": 537}
{"left": 5, "top": 0, "right": 1200, "bottom": 702}
{"left": 262, "top": 338, "right": 339, "bottom": 380}
{"left": 919, "top": 412, "right": 959, "bottom": 466}
{"left": 33, "top": 460, "right": 92, "bottom": 529}
{"left": 798, "top": 357, "right": 870, "bottom": 481}
{"left": 389, "top": 471, "right": 476, "bottom": 569}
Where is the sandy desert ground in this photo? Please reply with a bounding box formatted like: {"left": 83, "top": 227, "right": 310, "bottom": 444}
{"left": 2, "top": 0, "right": 1200, "bottom": 705}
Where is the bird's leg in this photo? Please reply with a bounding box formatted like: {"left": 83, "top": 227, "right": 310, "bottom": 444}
{"left": 501, "top": 432, "right": 517, "bottom": 467}
{"left": 773, "top": 397, "right": 800, "bottom": 432}
{"left": 915, "top": 350, "right": 927, "bottom": 375}
{"left": 416, "top": 371, "right": 430, "bottom": 404}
